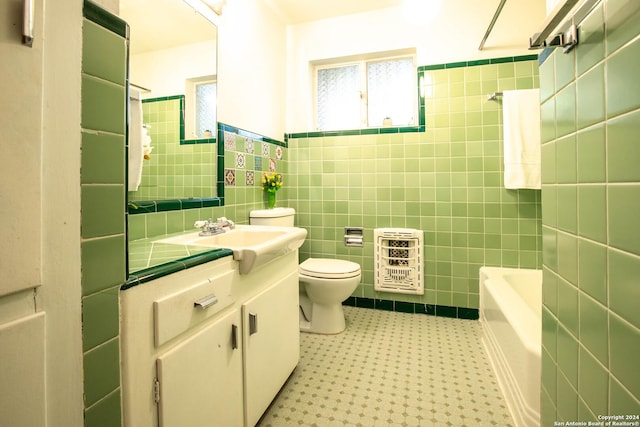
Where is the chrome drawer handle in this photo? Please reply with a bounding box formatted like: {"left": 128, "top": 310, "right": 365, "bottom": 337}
{"left": 23, "top": 0, "right": 34, "bottom": 47}
{"left": 249, "top": 312, "right": 258, "bottom": 335}
{"left": 231, "top": 324, "right": 238, "bottom": 350}
{"left": 194, "top": 295, "right": 218, "bottom": 309}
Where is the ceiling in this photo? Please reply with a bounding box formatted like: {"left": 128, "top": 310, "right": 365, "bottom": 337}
{"left": 119, "top": 0, "right": 405, "bottom": 54}
{"left": 264, "top": 0, "right": 404, "bottom": 24}
{"left": 119, "top": 0, "right": 545, "bottom": 54}
{"left": 119, "top": 0, "right": 217, "bottom": 54}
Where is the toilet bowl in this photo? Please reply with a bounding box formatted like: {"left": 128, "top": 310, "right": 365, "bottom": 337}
{"left": 249, "top": 208, "right": 361, "bottom": 334}
{"left": 299, "top": 258, "right": 361, "bottom": 334}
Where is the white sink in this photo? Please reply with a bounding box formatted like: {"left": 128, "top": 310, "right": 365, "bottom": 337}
{"left": 156, "top": 225, "right": 307, "bottom": 274}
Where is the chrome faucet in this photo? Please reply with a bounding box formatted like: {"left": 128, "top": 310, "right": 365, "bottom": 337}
{"left": 194, "top": 217, "right": 235, "bottom": 236}
{"left": 216, "top": 217, "right": 235, "bottom": 230}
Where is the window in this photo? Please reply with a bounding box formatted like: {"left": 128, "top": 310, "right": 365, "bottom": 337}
{"left": 185, "top": 75, "right": 217, "bottom": 139}
{"left": 315, "top": 55, "right": 417, "bottom": 131}
{"left": 195, "top": 81, "right": 217, "bottom": 137}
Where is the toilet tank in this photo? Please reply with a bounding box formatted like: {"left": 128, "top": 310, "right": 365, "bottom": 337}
{"left": 249, "top": 207, "right": 295, "bottom": 226}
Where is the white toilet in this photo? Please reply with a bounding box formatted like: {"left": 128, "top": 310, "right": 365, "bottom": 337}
{"left": 249, "top": 208, "right": 361, "bottom": 334}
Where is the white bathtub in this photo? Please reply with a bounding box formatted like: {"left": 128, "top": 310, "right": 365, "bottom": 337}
{"left": 479, "top": 267, "right": 542, "bottom": 427}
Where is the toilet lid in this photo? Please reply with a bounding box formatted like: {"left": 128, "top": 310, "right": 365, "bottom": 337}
{"left": 299, "top": 258, "right": 361, "bottom": 279}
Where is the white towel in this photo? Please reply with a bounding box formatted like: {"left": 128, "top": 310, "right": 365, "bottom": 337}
{"left": 502, "top": 89, "right": 541, "bottom": 190}
{"left": 128, "top": 90, "right": 144, "bottom": 192}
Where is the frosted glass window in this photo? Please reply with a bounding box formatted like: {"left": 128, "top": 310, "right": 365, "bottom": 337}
{"left": 316, "top": 65, "right": 360, "bottom": 131}
{"left": 195, "top": 82, "right": 217, "bottom": 138}
{"left": 367, "top": 59, "right": 415, "bottom": 127}
{"left": 314, "top": 56, "right": 416, "bottom": 130}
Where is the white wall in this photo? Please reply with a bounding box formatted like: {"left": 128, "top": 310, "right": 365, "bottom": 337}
{"left": 41, "top": 0, "right": 84, "bottom": 424}
{"left": 217, "top": 0, "right": 287, "bottom": 140}
{"left": 130, "top": 40, "right": 217, "bottom": 98}
{"left": 0, "top": 0, "right": 84, "bottom": 425}
{"left": 285, "top": 1, "right": 546, "bottom": 132}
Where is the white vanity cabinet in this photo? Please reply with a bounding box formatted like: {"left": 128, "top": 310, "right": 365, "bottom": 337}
{"left": 121, "top": 251, "right": 300, "bottom": 427}
{"left": 156, "top": 307, "right": 243, "bottom": 427}
{"left": 242, "top": 270, "right": 300, "bottom": 427}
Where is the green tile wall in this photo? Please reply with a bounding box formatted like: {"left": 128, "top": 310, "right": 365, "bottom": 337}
{"left": 540, "top": 0, "right": 640, "bottom": 424}
{"left": 81, "top": 8, "right": 126, "bottom": 427}
{"left": 128, "top": 97, "right": 217, "bottom": 201}
{"left": 287, "top": 57, "right": 542, "bottom": 309}
{"left": 127, "top": 127, "right": 287, "bottom": 244}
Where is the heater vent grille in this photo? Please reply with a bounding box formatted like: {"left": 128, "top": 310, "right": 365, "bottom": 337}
{"left": 374, "top": 228, "right": 423, "bottom": 295}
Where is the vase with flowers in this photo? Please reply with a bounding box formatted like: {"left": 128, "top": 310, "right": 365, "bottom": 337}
{"left": 261, "top": 171, "right": 282, "bottom": 208}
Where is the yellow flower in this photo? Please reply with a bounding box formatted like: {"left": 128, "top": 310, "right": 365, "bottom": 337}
{"left": 262, "top": 171, "right": 283, "bottom": 192}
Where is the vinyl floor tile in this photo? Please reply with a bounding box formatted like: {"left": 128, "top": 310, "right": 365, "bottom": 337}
{"left": 258, "top": 307, "right": 513, "bottom": 427}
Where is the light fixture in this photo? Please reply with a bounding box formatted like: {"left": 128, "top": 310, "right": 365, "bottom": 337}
{"left": 183, "top": 0, "right": 226, "bottom": 25}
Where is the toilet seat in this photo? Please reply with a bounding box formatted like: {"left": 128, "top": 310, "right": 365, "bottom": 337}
{"left": 299, "top": 258, "right": 361, "bottom": 279}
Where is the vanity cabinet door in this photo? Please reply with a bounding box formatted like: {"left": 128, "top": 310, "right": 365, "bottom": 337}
{"left": 242, "top": 271, "right": 300, "bottom": 427}
{"left": 156, "top": 308, "right": 243, "bottom": 427}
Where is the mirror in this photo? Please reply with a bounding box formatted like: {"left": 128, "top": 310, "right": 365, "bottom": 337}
{"left": 120, "top": 0, "right": 218, "bottom": 203}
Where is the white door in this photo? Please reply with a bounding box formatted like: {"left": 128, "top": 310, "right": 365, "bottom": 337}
{"left": 242, "top": 271, "right": 300, "bottom": 427}
{"left": 0, "top": 0, "right": 43, "bottom": 296}
{"left": 0, "top": 2, "right": 46, "bottom": 426}
{"left": 156, "top": 308, "right": 244, "bottom": 427}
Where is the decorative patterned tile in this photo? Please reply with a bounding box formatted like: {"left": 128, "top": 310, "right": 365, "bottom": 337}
{"left": 224, "top": 131, "right": 236, "bottom": 151}
{"left": 255, "top": 156, "right": 263, "bottom": 172}
{"left": 275, "top": 146, "right": 283, "bottom": 160}
{"left": 245, "top": 138, "right": 255, "bottom": 154}
{"left": 262, "top": 142, "right": 270, "bottom": 157}
{"left": 224, "top": 168, "right": 235, "bottom": 186}
{"left": 269, "top": 158, "right": 277, "bottom": 172}
{"left": 235, "top": 153, "right": 246, "bottom": 169}
{"left": 246, "top": 171, "right": 254, "bottom": 186}
{"left": 258, "top": 307, "right": 514, "bottom": 427}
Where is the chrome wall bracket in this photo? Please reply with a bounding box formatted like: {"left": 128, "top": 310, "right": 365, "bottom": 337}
{"left": 530, "top": 24, "right": 578, "bottom": 53}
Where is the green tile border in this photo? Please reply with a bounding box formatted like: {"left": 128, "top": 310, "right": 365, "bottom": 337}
{"left": 343, "top": 297, "right": 479, "bottom": 320}
{"left": 417, "top": 54, "right": 539, "bottom": 72}
{"left": 288, "top": 54, "right": 537, "bottom": 141}
{"left": 182, "top": 137, "right": 217, "bottom": 145}
{"left": 141, "top": 95, "right": 183, "bottom": 103}
{"left": 219, "top": 122, "right": 287, "bottom": 147}
{"left": 122, "top": 248, "right": 233, "bottom": 289}
{"left": 286, "top": 125, "right": 424, "bottom": 140}
{"left": 83, "top": 0, "right": 128, "bottom": 38}
{"left": 127, "top": 197, "right": 222, "bottom": 214}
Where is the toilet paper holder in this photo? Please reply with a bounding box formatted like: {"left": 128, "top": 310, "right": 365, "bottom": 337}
{"left": 344, "top": 227, "right": 364, "bottom": 247}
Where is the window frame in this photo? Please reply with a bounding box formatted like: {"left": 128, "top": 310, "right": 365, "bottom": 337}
{"left": 313, "top": 54, "right": 418, "bottom": 132}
